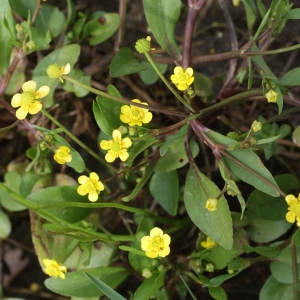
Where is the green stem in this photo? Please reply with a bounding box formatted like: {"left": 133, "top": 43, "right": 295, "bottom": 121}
{"left": 41, "top": 109, "right": 117, "bottom": 173}
{"left": 143, "top": 52, "right": 195, "bottom": 112}
{"left": 119, "top": 245, "right": 146, "bottom": 257}
{"left": 245, "top": 43, "right": 300, "bottom": 56}
{"left": 264, "top": 107, "right": 300, "bottom": 125}
{"left": 62, "top": 75, "right": 187, "bottom": 117}
{"left": 0, "top": 120, "right": 20, "bottom": 132}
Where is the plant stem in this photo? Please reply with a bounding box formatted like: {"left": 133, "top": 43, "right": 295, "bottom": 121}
{"left": 62, "top": 75, "right": 187, "bottom": 117}
{"left": 245, "top": 43, "right": 300, "bottom": 56}
{"left": 41, "top": 109, "right": 117, "bottom": 172}
{"left": 143, "top": 52, "right": 195, "bottom": 112}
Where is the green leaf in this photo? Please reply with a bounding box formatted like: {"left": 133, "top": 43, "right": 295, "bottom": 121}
{"left": 88, "top": 13, "right": 120, "bottom": 46}
{"left": 139, "top": 61, "right": 168, "bottom": 85}
{"left": 259, "top": 276, "right": 293, "bottom": 300}
{"left": 184, "top": 167, "right": 233, "bottom": 250}
{"left": 281, "top": 67, "right": 300, "bottom": 86}
{"left": 0, "top": 171, "right": 26, "bottom": 211}
{"left": 19, "top": 170, "right": 40, "bottom": 198}
{"left": 292, "top": 229, "right": 300, "bottom": 246}
{"left": 292, "top": 125, "right": 300, "bottom": 147}
{"left": 52, "top": 133, "right": 85, "bottom": 173}
{"left": 122, "top": 162, "right": 155, "bottom": 202}
{"left": 0, "top": 0, "right": 16, "bottom": 76}
{"left": 149, "top": 170, "right": 179, "bottom": 216}
{"left": 274, "top": 84, "right": 283, "bottom": 114}
{"left": 0, "top": 209, "right": 11, "bottom": 238}
{"left": 247, "top": 174, "right": 300, "bottom": 221}
{"left": 127, "top": 136, "right": 157, "bottom": 167}
{"left": 84, "top": 272, "right": 126, "bottom": 300}
{"left": 256, "top": 134, "right": 282, "bottom": 145}
{"left": 197, "top": 270, "right": 242, "bottom": 288}
{"left": 159, "top": 124, "right": 188, "bottom": 156}
{"left": 208, "top": 286, "right": 227, "bottom": 300}
{"left": 206, "top": 245, "right": 237, "bottom": 270}
{"left": 194, "top": 73, "right": 213, "bottom": 98}
{"left": 133, "top": 271, "right": 165, "bottom": 300}
{"left": 110, "top": 47, "right": 147, "bottom": 77}
{"left": 270, "top": 261, "right": 300, "bottom": 284}
{"left": 243, "top": 243, "right": 281, "bottom": 258}
{"left": 32, "top": 44, "right": 80, "bottom": 108}
{"left": 63, "top": 68, "right": 91, "bottom": 97}
{"left": 143, "top": 0, "right": 181, "bottom": 58}
{"left": 27, "top": 186, "right": 93, "bottom": 223}
{"left": 241, "top": 0, "right": 256, "bottom": 32}
{"left": 283, "top": 8, "right": 300, "bottom": 19}
{"left": 155, "top": 137, "right": 199, "bottom": 172}
{"left": 45, "top": 267, "right": 129, "bottom": 297}
{"left": 94, "top": 85, "right": 124, "bottom": 135}
{"left": 207, "top": 129, "right": 280, "bottom": 197}
{"left": 245, "top": 212, "right": 292, "bottom": 243}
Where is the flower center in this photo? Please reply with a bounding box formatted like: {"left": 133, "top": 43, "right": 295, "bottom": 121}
{"left": 47, "top": 266, "right": 58, "bottom": 277}
{"left": 179, "top": 74, "right": 187, "bottom": 81}
{"left": 21, "top": 91, "right": 35, "bottom": 104}
{"left": 111, "top": 141, "right": 121, "bottom": 152}
{"left": 151, "top": 236, "right": 163, "bottom": 250}
{"left": 85, "top": 181, "right": 95, "bottom": 193}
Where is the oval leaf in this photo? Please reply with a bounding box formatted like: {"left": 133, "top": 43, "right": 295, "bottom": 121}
{"left": 184, "top": 167, "right": 233, "bottom": 250}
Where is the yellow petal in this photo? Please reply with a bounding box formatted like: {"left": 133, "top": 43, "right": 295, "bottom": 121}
{"left": 119, "top": 150, "right": 129, "bottom": 161}
{"left": 121, "top": 105, "right": 130, "bottom": 115}
{"left": 112, "top": 130, "right": 121, "bottom": 142}
{"left": 35, "top": 86, "right": 50, "bottom": 99}
{"left": 43, "top": 259, "right": 51, "bottom": 267}
{"left": 88, "top": 191, "right": 99, "bottom": 202}
{"left": 120, "top": 114, "right": 130, "bottom": 124}
{"left": 142, "top": 112, "right": 152, "bottom": 124}
{"left": 186, "top": 77, "right": 194, "bottom": 85}
{"left": 28, "top": 101, "right": 42, "bottom": 115}
{"left": 159, "top": 246, "right": 170, "bottom": 257}
{"left": 77, "top": 185, "right": 87, "bottom": 196}
{"left": 105, "top": 152, "right": 116, "bottom": 162}
{"left": 78, "top": 175, "right": 88, "bottom": 184}
{"left": 146, "top": 250, "right": 158, "bottom": 258}
{"left": 64, "top": 154, "right": 72, "bottom": 162}
{"left": 286, "top": 211, "right": 296, "bottom": 223}
{"left": 121, "top": 137, "right": 132, "bottom": 148}
{"left": 59, "top": 272, "right": 65, "bottom": 279}
{"left": 22, "top": 80, "right": 36, "bottom": 92}
{"left": 177, "top": 83, "right": 187, "bottom": 91}
{"left": 174, "top": 66, "right": 183, "bottom": 75}
{"left": 162, "top": 234, "right": 171, "bottom": 246}
{"left": 150, "top": 227, "right": 163, "bottom": 237}
{"left": 100, "top": 140, "right": 112, "bottom": 150}
{"left": 16, "top": 106, "right": 29, "bottom": 120}
{"left": 63, "top": 63, "right": 71, "bottom": 75}
{"left": 90, "top": 172, "right": 99, "bottom": 182}
{"left": 170, "top": 74, "right": 179, "bottom": 83}
{"left": 132, "top": 99, "right": 142, "bottom": 104}
{"left": 141, "top": 236, "right": 151, "bottom": 251}
{"left": 11, "top": 94, "right": 22, "bottom": 107}
{"left": 95, "top": 181, "right": 104, "bottom": 191}
{"left": 185, "top": 67, "right": 194, "bottom": 76}
{"left": 285, "top": 195, "right": 298, "bottom": 206}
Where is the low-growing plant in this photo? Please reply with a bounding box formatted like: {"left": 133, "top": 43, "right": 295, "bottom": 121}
{"left": 1, "top": 0, "right": 300, "bottom": 299}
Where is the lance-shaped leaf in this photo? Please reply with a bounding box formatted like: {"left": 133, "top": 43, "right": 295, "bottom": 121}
{"left": 184, "top": 166, "right": 233, "bottom": 250}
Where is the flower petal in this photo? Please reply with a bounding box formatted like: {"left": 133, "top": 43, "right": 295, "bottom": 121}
{"left": 78, "top": 175, "right": 88, "bottom": 184}
{"left": 120, "top": 115, "right": 130, "bottom": 124}
{"left": 11, "top": 94, "right": 22, "bottom": 107}
{"left": 141, "top": 112, "right": 152, "bottom": 124}
{"left": 90, "top": 172, "right": 99, "bottom": 182}
{"left": 28, "top": 101, "right": 42, "bottom": 115}
{"left": 64, "top": 154, "right": 72, "bottom": 162}
{"left": 150, "top": 227, "right": 163, "bottom": 237}
{"left": 170, "top": 74, "right": 179, "bottom": 84}
{"left": 63, "top": 63, "right": 71, "bottom": 75}
{"left": 162, "top": 234, "right": 171, "bottom": 246}
{"left": 185, "top": 68, "right": 193, "bottom": 76}
{"left": 146, "top": 250, "right": 158, "bottom": 258}
{"left": 286, "top": 211, "right": 296, "bottom": 223}
{"left": 88, "top": 191, "right": 99, "bottom": 202}
{"left": 159, "top": 245, "right": 170, "bottom": 257}
{"left": 35, "top": 86, "right": 50, "bottom": 99}
{"left": 22, "top": 80, "right": 36, "bottom": 92}
{"left": 121, "top": 137, "right": 132, "bottom": 148}
{"left": 16, "top": 106, "right": 29, "bottom": 120}
{"left": 100, "top": 140, "right": 112, "bottom": 150}
{"left": 105, "top": 152, "right": 116, "bottom": 163}
{"left": 141, "top": 236, "right": 151, "bottom": 251}
{"left": 174, "top": 66, "right": 183, "bottom": 75}
{"left": 119, "top": 150, "right": 129, "bottom": 161}
{"left": 112, "top": 130, "right": 121, "bottom": 142}
{"left": 77, "top": 185, "right": 87, "bottom": 196}
{"left": 121, "top": 105, "right": 130, "bottom": 115}
{"left": 285, "top": 195, "right": 298, "bottom": 207}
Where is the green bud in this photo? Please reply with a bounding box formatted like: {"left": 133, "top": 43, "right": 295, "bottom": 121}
{"left": 142, "top": 268, "right": 153, "bottom": 278}
{"left": 47, "top": 64, "right": 61, "bottom": 79}
{"left": 227, "top": 131, "right": 239, "bottom": 140}
{"left": 135, "top": 37, "right": 151, "bottom": 54}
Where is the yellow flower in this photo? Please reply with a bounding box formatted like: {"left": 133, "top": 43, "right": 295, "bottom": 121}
{"left": 120, "top": 99, "right": 152, "bottom": 126}
{"left": 54, "top": 146, "right": 72, "bottom": 164}
{"left": 100, "top": 130, "right": 132, "bottom": 163}
{"left": 265, "top": 89, "right": 278, "bottom": 103}
{"left": 251, "top": 120, "right": 262, "bottom": 132}
{"left": 233, "top": 0, "right": 240, "bottom": 6}
{"left": 170, "top": 66, "right": 194, "bottom": 91}
{"left": 11, "top": 81, "right": 49, "bottom": 120}
{"left": 205, "top": 198, "right": 218, "bottom": 212}
{"left": 77, "top": 172, "right": 104, "bottom": 202}
{"left": 141, "top": 227, "right": 171, "bottom": 258}
{"left": 201, "top": 237, "right": 217, "bottom": 249}
{"left": 285, "top": 194, "right": 300, "bottom": 226}
{"left": 47, "top": 63, "right": 70, "bottom": 82}
{"left": 43, "top": 259, "right": 67, "bottom": 279}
